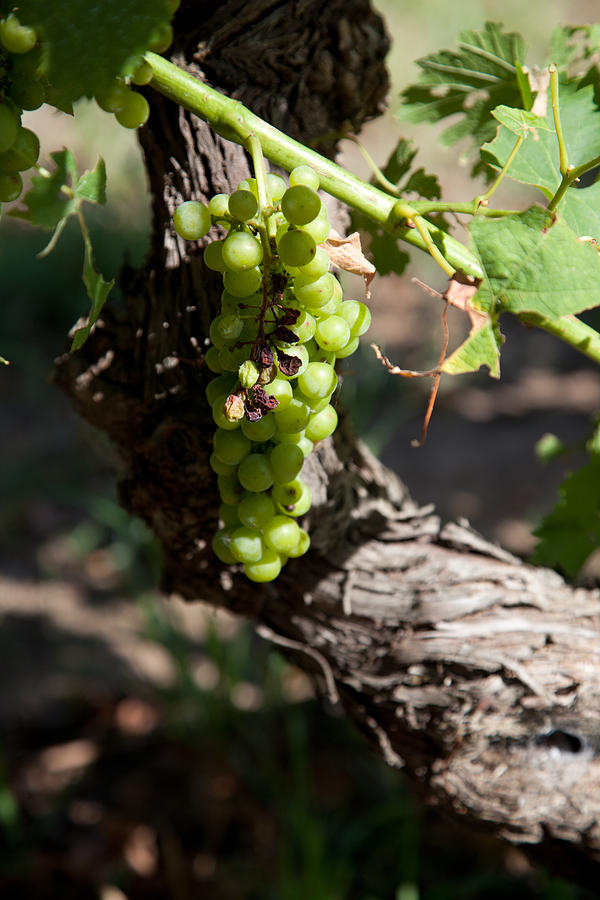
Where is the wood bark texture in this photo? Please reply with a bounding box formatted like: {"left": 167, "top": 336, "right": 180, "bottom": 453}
{"left": 52, "top": 0, "right": 600, "bottom": 886}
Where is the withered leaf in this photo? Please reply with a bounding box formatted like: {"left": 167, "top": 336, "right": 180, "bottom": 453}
{"left": 443, "top": 271, "right": 486, "bottom": 331}
{"left": 277, "top": 351, "right": 302, "bottom": 376}
{"left": 254, "top": 341, "right": 274, "bottom": 368}
{"left": 273, "top": 325, "right": 299, "bottom": 343}
{"left": 277, "top": 306, "right": 301, "bottom": 325}
{"left": 323, "top": 229, "right": 376, "bottom": 297}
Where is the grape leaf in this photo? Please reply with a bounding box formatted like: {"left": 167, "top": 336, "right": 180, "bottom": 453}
{"left": 469, "top": 206, "right": 600, "bottom": 318}
{"left": 397, "top": 22, "right": 528, "bottom": 174}
{"left": 531, "top": 425, "right": 600, "bottom": 576}
{"left": 11, "top": 151, "right": 114, "bottom": 350}
{"left": 441, "top": 319, "right": 502, "bottom": 378}
{"left": 12, "top": 0, "right": 171, "bottom": 108}
{"left": 70, "top": 244, "right": 115, "bottom": 351}
{"left": 482, "top": 82, "right": 600, "bottom": 239}
{"left": 491, "top": 105, "right": 552, "bottom": 137}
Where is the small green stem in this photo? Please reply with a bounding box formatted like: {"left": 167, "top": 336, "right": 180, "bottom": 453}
{"left": 410, "top": 201, "right": 519, "bottom": 217}
{"left": 246, "top": 133, "right": 274, "bottom": 248}
{"left": 411, "top": 216, "right": 455, "bottom": 277}
{"left": 520, "top": 313, "right": 600, "bottom": 365}
{"left": 342, "top": 134, "right": 401, "bottom": 196}
{"left": 549, "top": 64, "right": 569, "bottom": 176}
{"left": 474, "top": 135, "right": 523, "bottom": 207}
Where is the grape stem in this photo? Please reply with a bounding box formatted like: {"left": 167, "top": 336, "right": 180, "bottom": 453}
{"left": 145, "top": 51, "right": 600, "bottom": 369}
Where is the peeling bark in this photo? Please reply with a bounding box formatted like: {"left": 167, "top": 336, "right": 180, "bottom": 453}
{"left": 52, "top": 0, "right": 600, "bottom": 886}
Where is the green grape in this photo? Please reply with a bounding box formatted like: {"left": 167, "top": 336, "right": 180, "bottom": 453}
{"left": 96, "top": 78, "right": 129, "bottom": 112}
{"left": 218, "top": 344, "right": 250, "bottom": 373}
{"left": 241, "top": 414, "right": 276, "bottom": 442}
{"left": 294, "top": 389, "right": 331, "bottom": 413}
{"left": 0, "top": 126, "right": 39, "bottom": 172}
{"left": 278, "top": 229, "right": 316, "bottom": 268}
{"left": 267, "top": 173, "right": 286, "bottom": 201}
{"left": 216, "top": 312, "right": 244, "bottom": 341}
{"left": 281, "top": 184, "right": 321, "bottom": 226}
{"left": 223, "top": 266, "right": 262, "bottom": 297}
{"left": 205, "top": 373, "right": 237, "bottom": 405}
{"left": 115, "top": 90, "right": 149, "bottom": 129}
{"left": 334, "top": 336, "right": 360, "bottom": 358}
{"left": 208, "top": 193, "right": 230, "bottom": 218}
{"left": 287, "top": 528, "right": 311, "bottom": 558}
{"left": 217, "top": 473, "right": 244, "bottom": 506}
{"left": 219, "top": 503, "right": 241, "bottom": 528}
{"left": 296, "top": 437, "right": 314, "bottom": 458}
{"left": 314, "top": 315, "right": 351, "bottom": 352}
{"left": 210, "top": 452, "right": 237, "bottom": 476}
{"left": 0, "top": 14, "right": 37, "bottom": 54}
{"left": 230, "top": 526, "right": 264, "bottom": 563}
{"left": 266, "top": 376, "right": 293, "bottom": 410}
{"left": 306, "top": 339, "right": 336, "bottom": 366}
{"left": 300, "top": 210, "right": 330, "bottom": 243}
{"left": 209, "top": 315, "right": 227, "bottom": 349}
{"left": 9, "top": 78, "right": 45, "bottom": 111}
{"left": 305, "top": 404, "right": 338, "bottom": 442}
{"left": 274, "top": 397, "right": 311, "bottom": 433}
{"left": 213, "top": 428, "right": 251, "bottom": 466}
{"left": 228, "top": 189, "right": 258, "bottom": 221}
{"left": 263, "top": 515, "right": 301, "bottom": 554}
{"left": 237, "top": 177, "right": 258, "bottom": 197}
{"left": 337, "top": 300, "right": 371, "bottom": 336}
{"left": 294, "top": 273, "right": 335, "bottom": 308}
{"left": 238, "top": 359, "right": 259, "bottom": 388}
{"left": 0, "top": 103, "right": 18, "bottom": 154}
{"left": 132, "top": 60, "right": 153, "bottom": 85}
{"left": 173, "top": 200, "right": 211, "bottom": 240}
{"left": 238, "top": 493, "right": 276, "bottom": 530}
{"left": 273, "top": 430, "right": 305, "bottom": 445}
{"left": 297, "top": 246, "right": 330, "bottom": 280}
{"left": 297, "top": 361, "right": 337, "bottom": 400}
{"left": 0, "top": 171, "right": 22, "bottom": 202}
{"left": 222, "top": 231, "right": 263, "bottom": 271}
{"left": 203, "top": 241, "right": 227, "bottom": 272}
{"left": 269, "top": 442, "right": 304, "bottom": 483}
{"left": 243, "top": 548, "right": 282, "bottom": 582}
{"left": 212, "top": 528, "right": 237, "bottom": 564}
{"left": 273, "top": 479, "right": 312, "bottom": 517}
{"left": 148, "top": 22, "right": 173, "bottom": 52}
{"left": 205, "top": 345, "right": 222, "bottom": 374}
{"left": 238, "top": 453, "right": 274, "bottom": 492}
{"left": 289, "top": 165, "right": 320, "bottom": 191}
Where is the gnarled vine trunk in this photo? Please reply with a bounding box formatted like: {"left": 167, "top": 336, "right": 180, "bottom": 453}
{"left": 53, "top": 0, "right": 600, "bottom": 886}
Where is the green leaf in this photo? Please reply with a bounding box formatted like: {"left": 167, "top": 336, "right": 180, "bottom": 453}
{"left": 482, "top": 82, "right": 600, "bottom": 239}
{"left": 10, "top": 149, "right": 77, "bottom": 231}
{"left": 491, "top": 104, "right": 552, "bottom": 137}
{"left": 13, "top": 0, "right": 171, "bottom": 108}
{"left": 70, "top": 242, "right": 115, "bottom": 351}
{"left": 469, "top": 206, "right": 600, "bottom": 318}
{"left": 368, "top": 232, "right": 410, "bottom": 277}
{"left": 75, "top": 158, "right": 108, "bottom": 205}
{"left": 441, "top": 319, "right": 502, "bottom": 378}
{"left": 532, "top": 425, "right": 600, "bottom": 576}
{"left": 381, "top": 139, "right": 417, "bottom": 186}
{"left": 397, "top": 22, "right": 528, "bottom": 174}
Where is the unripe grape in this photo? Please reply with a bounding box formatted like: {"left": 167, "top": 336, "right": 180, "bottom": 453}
{"left": 281, "top": 184, "right": 321, "bottom": 226}
{"left": 238, "top": 453, "right": 274, "bottom": 492}
{"left": 238, "top": 493, "right": 276, "bottom": 530}
{"left": 269, "top": 443, "right": 304, "bottom": 483}
{"left": 115, "top": 90, "right": 149, "bottom": 129}
{"left": 264, "top": 515, "right": 301, "bottom": 554}
{"left": 0, "top": 14, "right": 37, "bottom": 54}
{"left": 212, "top": 528, "right": 237, "bottom": 564}
{"left": 267, "top": 173, "right": 286, "bottom": 201}
{"left": 289, "top": 165, "right": 320, "bottom": 191}
{"left": 0, "top": 171, "right": 22, "bottom": 202}
{"left": 222, "top": 231, "right": 263, "bottom": 271}
{"left": 173, "top": 200, "right": 212, "bottom": 240}
{"left": 243, "top": 548, "right": 282, "bottom": 582}
{"left": 305, "top": 404, "right": 338, "bottom": 442}
{"left": 0, "top": 103, "right": 18, "bottom": 154}
{"left": 238, "top": 359, "right": 259, "bottom": 388}
{"left": 287, "top": 529, "right": 311, "bottom": 558}
{"left": 278, "top": 229, "right": 316, "bottom": 268}
{"left": 223, "top": 266, "right": 262, "bottom": 297}
{"left": 230, "top": 526, "right": 264, "bottom": 563}
{"left": 0, "top": 126, "right": 39, "bottom": 172}
{"left": 204, "top": 240, "right": 227, "bottom": 272}
{"left": 213, "top": 428, "right": 251, "bottom": 466}
{"left": 228, "top": 189, "right": 258, "bottom": 221}
{"left": 132, "top": 60, "right": 153, "bottom": 85}
{"left": 96, "top": 79, "right": 129, "bottom": 113}
{"left": 209, "top": 193, "right": 230, "bottom": 218}
{"left": 241, "top": 414, "right": 276, "bottom": 443}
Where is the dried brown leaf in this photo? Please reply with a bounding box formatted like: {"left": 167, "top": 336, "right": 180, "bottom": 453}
{"left": 323, "top": 230, "right": 376, "bottom": 297}
{"left": 444, "top": 271, "right": 487, "bottom": 331}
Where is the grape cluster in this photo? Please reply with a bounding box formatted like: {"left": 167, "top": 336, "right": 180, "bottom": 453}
{"left": 0, "top": 12, "right": 44, "bottom": 205}
{"left": 173, "top": 165, "right": 371, "bottom": 582}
